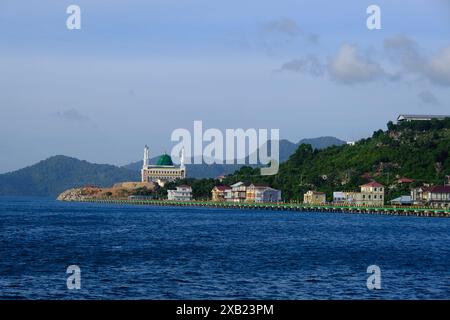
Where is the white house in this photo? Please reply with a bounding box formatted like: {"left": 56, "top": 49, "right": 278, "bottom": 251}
{"left": 167, "top": 185, "right": 192, "bottom": 201}
{"left": 246, "top": 184, "right": 281, "bottom": 203}
{"left": 230, "top": 182, "right": 247, "bottom": 202}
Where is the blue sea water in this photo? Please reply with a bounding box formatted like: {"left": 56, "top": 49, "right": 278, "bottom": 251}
{"left": 0, "top": 196, "right": 449, "bottom": 300}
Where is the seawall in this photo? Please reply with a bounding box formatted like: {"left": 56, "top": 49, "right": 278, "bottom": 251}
{"left": 62, "top": 198, "right": 450, "bottom": 218}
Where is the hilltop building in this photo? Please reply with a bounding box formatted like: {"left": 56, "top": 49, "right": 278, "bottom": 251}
{"left": 397, "top": 114, "right": 450, "bottom": 123}
{"left": 167, "top": 185, "right": 192, "bottom": 201}
{"left": 303, "top": 191, "right": 326, "bottom": 205}
{"left": 141, "top": 145, "right": 186, "bottom": 187}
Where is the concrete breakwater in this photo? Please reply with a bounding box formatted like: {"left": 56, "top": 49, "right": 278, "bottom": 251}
{"left": 63, "top": 198, "right": 450, "bottom": 218}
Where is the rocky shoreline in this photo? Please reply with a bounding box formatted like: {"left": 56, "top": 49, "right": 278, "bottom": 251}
{"left": 57, "top": 182, "right": 155, "bottom": 201}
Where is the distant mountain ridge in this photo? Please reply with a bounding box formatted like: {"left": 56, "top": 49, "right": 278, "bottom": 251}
{"left": 0, "top": 137, "right": 345, "bottom": 196}
{"left": 123, "top": 137, "right": 346, "bottom": 178}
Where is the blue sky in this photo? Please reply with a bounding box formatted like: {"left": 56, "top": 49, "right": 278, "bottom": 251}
{"left": 1, "top": 0, "right": 450, "bottom": 172}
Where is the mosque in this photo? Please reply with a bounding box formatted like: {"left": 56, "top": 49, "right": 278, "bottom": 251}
{"left": 141, "top": 145, "right": 186, "bottom": 187}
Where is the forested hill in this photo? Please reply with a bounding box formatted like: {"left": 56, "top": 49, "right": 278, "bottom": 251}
{"left": 221, "top": 119, "right": 450, "bottom": 201}
{"left": 0, "top": 156, "right": 138, "bottom": 196}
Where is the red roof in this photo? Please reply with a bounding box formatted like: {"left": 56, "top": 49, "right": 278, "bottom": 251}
{"left": 426, "top": 185, "right": 450, "bottom": 194}
{"left": 361, "top": 181, "right": 384, "bottom": 188}
{"left": 361, "top": 172, "right": 372, "bottom": 179}
{"left": 213, "top": 185, "right": 231, "bottom": 191}
{"left": 398, "top": 177, "right": 415, "bottom": 183}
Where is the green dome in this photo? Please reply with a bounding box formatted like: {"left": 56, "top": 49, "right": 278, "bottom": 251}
{"left": 156, "top": 153, "right": 174, "bottom": 166}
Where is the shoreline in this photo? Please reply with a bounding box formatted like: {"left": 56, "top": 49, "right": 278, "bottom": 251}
{"left": 62, "top": 198, "right": 450, "bottom": 218}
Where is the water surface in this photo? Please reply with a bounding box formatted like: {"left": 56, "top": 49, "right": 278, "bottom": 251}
{"left": 0, "top": 197, "right": 449, "bottom": 299}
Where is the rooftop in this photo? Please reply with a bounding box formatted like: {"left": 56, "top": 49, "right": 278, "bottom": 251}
{"left": 390, "top": 196, "right": 412, "bottom": 203}
{"left": 306, "top": 190, "right": 326, "bottom": 195}
{"left": 231, "top": 182, "right": 246, "bottom": 188}
{"left": 156, "top": 153, "right": 174, "bottom": 166}
{"left": 425, "top": 185, "right": 450, "bottom": 193}
{"left": 361, "top": 181, "right": 384, "bottom": 188}
{"left": 397, "top": 114, "right": 450, "bottom": 122}
{"left": 177, "top": 185, "right": 192, "bottom": 189}
{"left": 249, "top": 183, "right": 270, "bottom": 188}
{"left": 213, "top": 185, "right": 231, "bottom": 191}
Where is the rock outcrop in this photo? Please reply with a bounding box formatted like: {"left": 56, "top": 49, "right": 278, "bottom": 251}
{"left": 57, "top": 181, "right": 156, "bottom": 201}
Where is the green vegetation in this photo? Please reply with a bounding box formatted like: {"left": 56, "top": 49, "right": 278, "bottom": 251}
{"left": 2, "top": 122, "right": 448, "bottom": 201}
{"left": 0, "top": 155, "right": 138, "bottom": 196}
{"left": 167, "top": 121, "right": 450, "bottom": 202}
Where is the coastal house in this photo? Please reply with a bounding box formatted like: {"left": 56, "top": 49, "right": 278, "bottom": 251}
{"left": 230, "top": 182, "right": 247, "bottom": 203}
{"left": 167, "top": 185, "right": 192, "bottom": 201}
{"left": 333, "top": 191, "right": 357, "bottom": 204}
{"left": 245, "top": 184, "right": 281, "bottom": 203}
{"left": 303, "top": 191, "right": 326, "bottom": 205}
{"left": 333, "top": 182, "right": 385, "bottom": 206}
{"left": 357, "top": 181, "right": 385, "bottom": 206}
{"left": 211, "top": 186, "right": 231, "bottom": 202}
{"left": 390, "top": 196, "right": 412, "bottom": 206}
{"left": 411, "top": 185, "right": 450, "bottom": 208}
{"left": 333, "top": 192, "right": 346, "bottom": 203}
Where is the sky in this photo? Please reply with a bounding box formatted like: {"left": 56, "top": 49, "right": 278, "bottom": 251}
{"left": 0, "top": 0, "right": 450, "bottom": 173}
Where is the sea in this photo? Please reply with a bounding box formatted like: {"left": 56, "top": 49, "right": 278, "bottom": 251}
{"left": 0, "top": 196, "right": 449, "bottom": 300}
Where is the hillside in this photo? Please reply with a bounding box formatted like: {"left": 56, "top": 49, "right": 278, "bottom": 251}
{"left": 0, "top": 137, "right": 344, "bottom": 197}
{"left": 217, "top": 120, "right": 450, "bottom": 202}
{"left": 123, "top": 137, "right": 345, "bottom": 178}
{"left": 0, "top": 156, "right": 139, "bottom": 196}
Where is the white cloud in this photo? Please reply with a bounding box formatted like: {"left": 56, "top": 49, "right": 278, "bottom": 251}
{"left": 426, "top": 47, "right": 450, "bottom": 86}
{"left": 384, "top": 35, "right": 450, "bottom": 86}
{"left": 328, "top": 44, "right": 384, "bottom": 84}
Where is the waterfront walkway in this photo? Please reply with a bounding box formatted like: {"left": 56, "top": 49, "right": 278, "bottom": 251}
{"left": 71, "top": 198, "right": 450, "bottom": 218}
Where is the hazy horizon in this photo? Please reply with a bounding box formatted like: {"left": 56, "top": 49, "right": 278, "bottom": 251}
{"left": 0, "top": 135, "right": 347, "bottom": 174}
{"left": 1, "top": 0, "right": 449, "bottom": 173}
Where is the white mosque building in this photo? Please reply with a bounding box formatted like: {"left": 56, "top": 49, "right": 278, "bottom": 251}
{"left": 141, "top": 145, "right": 186, "bottom": 187}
